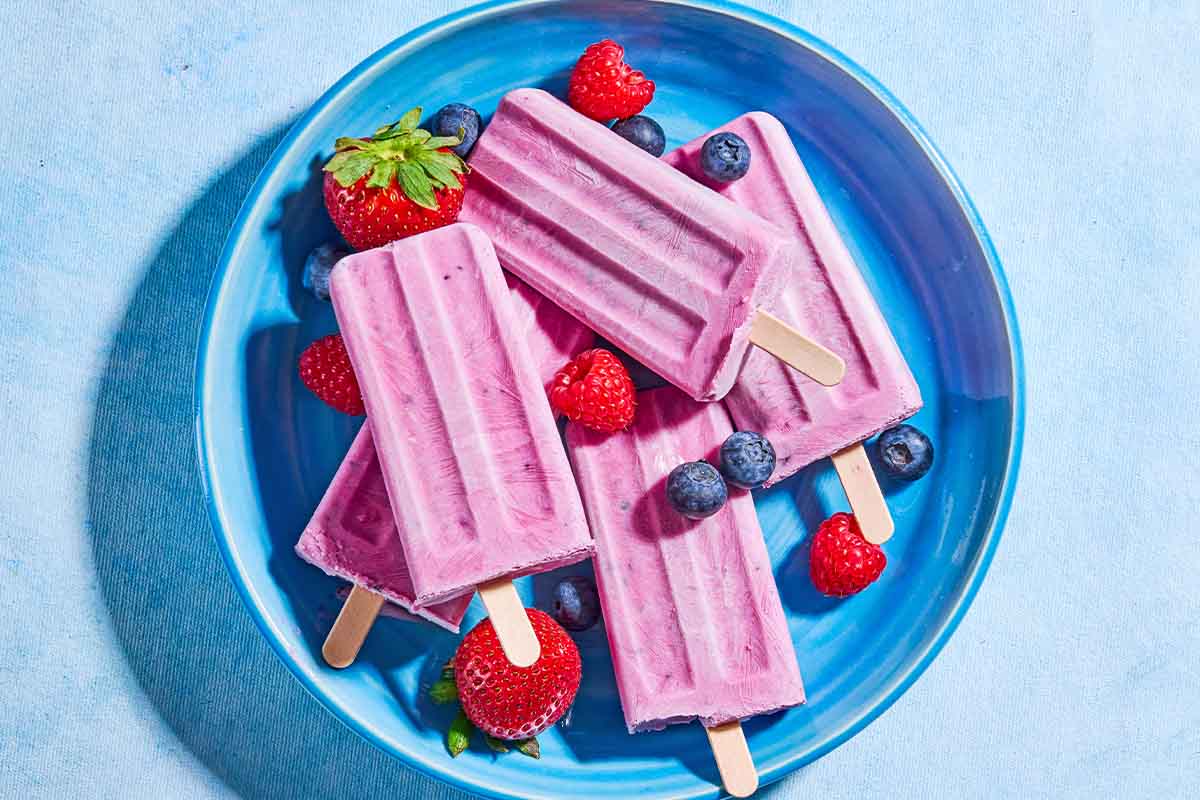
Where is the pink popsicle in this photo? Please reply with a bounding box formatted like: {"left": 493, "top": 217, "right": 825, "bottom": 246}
{"left": 330, "top": 224, "right": 593, "bottom": 656}
{"left": 665, "top": 113, "right": 922, "bottom": 541}
{"left": 296, "top": 271, "right": 593, "bottom": 634}
{"left": 567, "top": 386, "right": 802, "bottom": 794}
{"left": 460, "top": 89, "right": 840, "bottom": 402}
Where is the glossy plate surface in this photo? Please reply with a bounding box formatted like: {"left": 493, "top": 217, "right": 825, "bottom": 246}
{"left": 196, "top": 1, "right": 1023, "bottom": 797}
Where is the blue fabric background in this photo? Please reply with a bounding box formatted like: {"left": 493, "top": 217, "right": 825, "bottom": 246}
{"left": 1, "top": 1, "right": 1197, "bottom": 797}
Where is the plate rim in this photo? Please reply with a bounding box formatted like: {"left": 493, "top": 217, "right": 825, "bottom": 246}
{"left": 194, "top": 0, "right": 1026, "bottom": 796}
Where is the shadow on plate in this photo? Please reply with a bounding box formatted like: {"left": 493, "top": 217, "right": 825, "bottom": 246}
{"left": 84, "top": 123, "right": 475, "bottom": 800}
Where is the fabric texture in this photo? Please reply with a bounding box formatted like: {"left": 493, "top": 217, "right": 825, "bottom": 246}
{"left": 0, "top": 1, "right": 1197, "bottom": 798}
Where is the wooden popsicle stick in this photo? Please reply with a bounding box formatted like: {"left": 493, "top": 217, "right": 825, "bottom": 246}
{"left": 749, "top": 309, "right": 846, "bottom": 387}
{"left": 705, "top": 721, "right": 759, "bottom": 798}
{"left": 478, "top": 579, "right": 541, "bottom": 667}
{"left": 831, "top": 443, "right": 894, "bottom": 544}
{"left": 322, "top": 585, "right": 386, "bottom": 669}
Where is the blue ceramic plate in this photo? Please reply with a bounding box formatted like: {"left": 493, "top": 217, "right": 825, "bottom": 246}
{"left": 196, "top": 1, "right": 1023, "bottom": 797}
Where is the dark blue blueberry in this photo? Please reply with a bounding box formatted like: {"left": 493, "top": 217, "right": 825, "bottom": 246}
{"left": 430, "top": 103, "right": 482, "bottom": 158}
{"left": 302, "top": 243, "right": 348, "bottom": 301}
{"left": 610, "top": 115, "right": 666, "bottom": 157}
{"left": 718, "top": 431, "right": 776, "bottom": 489}
{"left": 666, "top": 461, "right": 728, "bottom": 519}
{"left": 551, "top": 576, "right": 601, "bottom": 631}
{"left": 875, "top": 424, "right": 934, "bottom": 481}
{"left": 700, "top": 132, "right": 751, "bottom": 182}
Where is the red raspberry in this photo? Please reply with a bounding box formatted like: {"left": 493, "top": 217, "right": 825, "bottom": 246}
{"left": 567, "top": 39, "right": 656, "bottom": 121}
{"left": 298, "top": 334, "right": 364, "bottom": 415}
{"left": 455, "top": 609, "right": 582, "bottom": 740}
{"left": 809, "top": 512, "right": 887, "bottom": 597}
{"left": 550, "top": 348, "right": 636, "bottom": 432}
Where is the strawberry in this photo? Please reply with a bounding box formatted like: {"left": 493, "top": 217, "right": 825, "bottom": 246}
{"left": 298, "top": 334, "right": 364, "bottom": 415}
{"left": 567, "top": 39, "right": 656, "bottom": 122}
{"left": 809, "top": 512, "right": 887, "bottom": 597}
{"left": 322, "top": 107, "right": 468, "bottom": 250}
{"left": 455, "top": 609, "right": 581, "bottom": 740}
{"left": 549, "top": 348, "right": 636, "bottom": 432}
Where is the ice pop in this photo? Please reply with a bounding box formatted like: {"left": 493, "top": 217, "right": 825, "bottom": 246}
{"left": 330, "top": 223, "right": 593, "bottom": 666}
{"left": 460, "top": 88, "right": 845, "bottom": 402}
{"left": 664, "top": 113, "right": 923, "bottom": 543}
{"left": 567, "top": 386, "right": 804, "bottom": 797}
{"left": 298, "top": 273, "right": 593, "bottom": 667}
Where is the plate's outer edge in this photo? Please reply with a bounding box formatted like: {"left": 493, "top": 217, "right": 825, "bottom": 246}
{"left": 194, "top": 1, "right": 1025, "bottom": 797}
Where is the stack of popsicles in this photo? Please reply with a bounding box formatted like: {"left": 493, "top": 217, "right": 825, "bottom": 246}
{"left": 293, "top": 87, "right": 921, "bottom": 796}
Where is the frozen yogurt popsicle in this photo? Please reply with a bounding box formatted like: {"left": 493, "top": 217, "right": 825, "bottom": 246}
{"left": 298, "top": 278, "right": 593, "bottom": 666}
{"left": 461, "top": 88, "right": 845, "bottom": 402}
{"left": 567, "top": 386, "right": 804, "bottom": 797}
{"left": 330, "top": 223, "right": 594, "bottom": 666}
{"left": 665, "top": 113, "right": 922, "bottom": 543}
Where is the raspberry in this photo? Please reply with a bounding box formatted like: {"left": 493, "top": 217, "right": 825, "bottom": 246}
{"left": 567, "top": 39, "right": 656, "bottom": 122}
{"left": 298, "top": 334, "right": 365, "bottom": 415}
{"left": 550, "top": 348, "right": 636, "bottom": 432}
{"left": 455, "top": 609, "right": 582, "bottom": 740}
{"left": 809, "top": 513, "right": 887, "bottom": 597}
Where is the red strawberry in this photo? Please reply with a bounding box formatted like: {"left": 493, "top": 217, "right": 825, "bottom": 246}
{"left": 455, "top": 609, "right": 581, "bottom": 740}
{"left": 323, "top": 107, "right": 468, "bottom": 250}
{"left": 567, "top": 39, "right": 655, "bottom": 122}
{"left": 550, "top": 348, "right": 636, "bottom": 432}
{"left": 298, "top": 334, "right": 364, "bottom": 415}
{"left": 809, "top": 512, "right": 887, "bottom": 597}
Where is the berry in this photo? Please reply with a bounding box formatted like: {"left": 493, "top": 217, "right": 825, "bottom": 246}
{"left": 298, "top": 334, "right": 364, "bottom": 415}
{"left": 809, "top": 513, "right": 886, "bottom": 597}
{"left": 550, "top": 576, "right": 601, "bottom": 631}
{"left": 718, "top": 431, "right": 776, "bottom": 489}
{"left": 302, "top": 243, "right": 348, "bottom": 301}
{"left": 429, "top": 103, "right": 482, "bottom": 158}
{"left": 610, "top": 115, "right": 665, "bottom": 156}
{"left": 455, "top": 608, "right": 582, "bottom": 740}
{"left": 700, "top": 132, "right": 751, "bottom": 182}
{"left": 666, "top": 461, "right": 728, "bottom": 519}
{"left": 875, "top": 424, "right": 934, "bottom": 481}
{"left": 567, "top": 39, "right": 655, "bottom": 121}
{"left": 323, "top": 106, "right": 468, "bottom": 250}
{"left": 550, "top": 348, "right": 636, "bottom": 432}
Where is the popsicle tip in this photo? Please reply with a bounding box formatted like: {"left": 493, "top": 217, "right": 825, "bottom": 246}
{"left": 321, "top": 640, "right": 355, "bottom": 669}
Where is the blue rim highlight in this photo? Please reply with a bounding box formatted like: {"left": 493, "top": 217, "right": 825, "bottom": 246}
{"left": 195, "top": 0, "right": 1025, "bottom": 796}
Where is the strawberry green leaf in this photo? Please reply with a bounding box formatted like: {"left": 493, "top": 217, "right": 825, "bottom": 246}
{"left": 408, "top": 128, "right": 432, "bottom": 143}
{"left": 447, "top": 711, "right": 474, "bottom": 757}
{"left": 334, "top": 136, "right": 372, "bottom": 152}
{"left": 484, "top": 735, "right": 509, "bottom": 753}
{"left": 330, "top": 153, "right": 379, "bottom": 187}
{"left": 423, "top": 149, "right": 468, "bottom": 175}
{"left": 365, "top": 159, "right": 398, "bottom": 190}
{"left": 514, "top": 738, "right": 540, "bottom": 759}
{"left": 396, "top": 106, "right": 422, "bottom": 133}
{"left": 421, "top": 159, "right": 462, "bottom": 192}
{"left": 429, "top": 678, "right": 458, "bottom": 705}
{"left": 441, "top": 659, "right": 456, "bottom": 681}
{"left": 395, "top": 161, "right": 438, "bottom": 209}
{"left": 424, "top": 134, "right": 464, "bottom": 150}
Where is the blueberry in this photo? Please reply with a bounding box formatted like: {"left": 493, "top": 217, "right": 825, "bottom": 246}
{"left": 666, "top": 461, "right": 728, "bottom": 519}
{"left": 610, "top": 115, "right": 666, "bottom": 157}
{"left": 700, "top": 132, "right": 751, "bottom": 182}
{"left": 551, "top": 576, "right": 601, "bottom": 631}
{"left": 718, "top": 431, "right": 776, "bottom": 489}
{"left": 302, "top": 243, "right": 348, "bottom": 301}
{"left": 430, "top": 103, "right": 482, "bottom": 157}
{"left": 875, "top": 424, "right": 934, "bottom": 481}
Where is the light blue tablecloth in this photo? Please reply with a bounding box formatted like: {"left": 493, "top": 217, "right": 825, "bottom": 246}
{"left": 1, "top": 1, "right": 1197, "bottom": 797}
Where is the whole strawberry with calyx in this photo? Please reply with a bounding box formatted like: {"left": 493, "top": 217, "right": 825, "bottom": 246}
{"left": 455, "top": 609, "right": 581, "bottom": 740}
{"left": 809, "top": 512, "right": 887, "bottom": 597}
{"left": 567, "top": 39, "right": 656, "bottom": 122}
{"left": 550, "top": 348, "right": 636, "bottom": 432}
{"left": 323, "top": 107, "right": 468, "bottom": 250}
